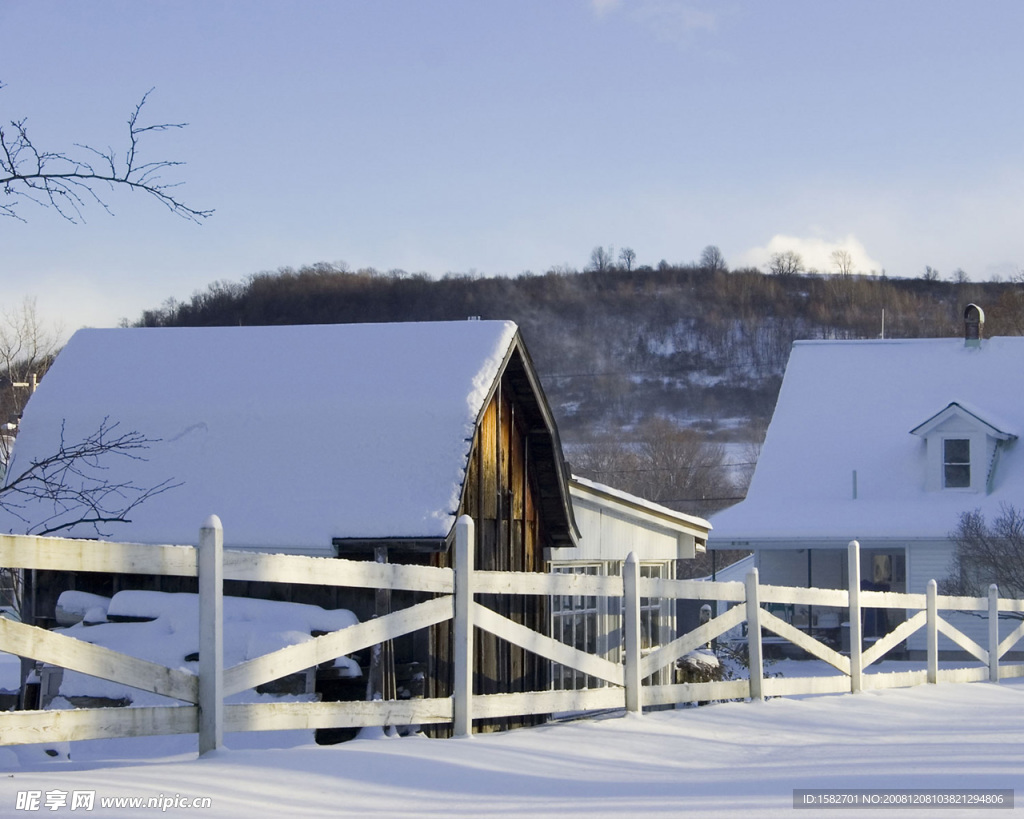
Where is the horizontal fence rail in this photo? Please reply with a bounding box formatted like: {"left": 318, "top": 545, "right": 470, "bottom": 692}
{"left": 1, "top": 526, "right": 1023, "bottom": 752}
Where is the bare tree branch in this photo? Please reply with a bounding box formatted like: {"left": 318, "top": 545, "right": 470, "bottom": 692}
{"left": 768, "top": 250, "right": 804, "bottom": 277}
{"left": 944, "top": 505, "right": 1024, "bottom": 617}
{"left": 830, "top": 248, "right": 854, "bottom": 277}
{"left": 0, "top": 417, "right": 181, "bottom": 538}
{"left": 0, "top": 86, "right": 213, "bottom": 223}
{"left": 0, "top": 298, "right": 63, "bottom": 466}
{"left": 570, "top": 417, "right": 736, "bottom": 518}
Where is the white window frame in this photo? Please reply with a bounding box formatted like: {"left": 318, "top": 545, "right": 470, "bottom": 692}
{"left": 549, "top": 559, "right": 675, "bottom": 689}
{"left": 550, "top": 562, "right": 613, "bottom": 690}
{"left": 942, "top": 437, "right": 971, "bottom": 489}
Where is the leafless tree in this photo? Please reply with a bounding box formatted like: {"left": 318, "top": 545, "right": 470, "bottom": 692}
{"left": 699, "top": 245, "right": 727, "bottom": 273}
{"left": 1, "top": 84, "right": 212, "bottom": 223}
{"left": 0, "top": 298, "right": 63, "bottom": 467}
{"left": 587, "top": 245, "right": 615, "bottom": 273}
{"left": 945, "top": 506, "right": 1024, "bottom": 603}
{"left": 921, "top": 265, "right": 940, "bottom": 281}
{"left": 569, "top": 438, "right": 641, "bottom": 485}
{"left": 618, "top": 247, "right": 637, "bottom": 272}
{"left": 569, "top": 419, "right": 746, "bottom": 579}
{"left": 635, "top": 418, "right": 734, "bottom": 513}
{"left": 570, "top": 417, "right": 735, "bottom": 518}
{"left": 991, "top": 276, "right": 1024, "bottom": 334}
{"left": 830, "top": 249, "right": 854, "bottom": 277}
{"left": 767, "top": 250, "right": 803, "bottom": 277}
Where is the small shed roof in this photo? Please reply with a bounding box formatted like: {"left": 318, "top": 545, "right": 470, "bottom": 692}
{"left": 711, "top": 336, "right": 1024, "bottom": 547}
{"left": 2, "top": 321, "right": 558, "bottom": 553}
{"left": 560, "top": 476, "right": 710, "bottom": 563}
{"left": 570, "top": 476, "right": 711, "bottom": 538}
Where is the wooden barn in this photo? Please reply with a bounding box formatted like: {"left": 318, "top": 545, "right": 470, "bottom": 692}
{"left": 2, "top": 320, "right": 580, "bottom": 729}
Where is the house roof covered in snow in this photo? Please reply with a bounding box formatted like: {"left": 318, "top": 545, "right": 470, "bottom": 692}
{"left": 710, "top": 335, "right": 1024, "bottom": 548}
{"left": 570, "top": 476, "right": 710, "bottom": 538}
{"left": 2, "top": 321, "right": 574, "bottom": 553}
{"left": 563, "top": 476, "right": 710, "bottom": 563}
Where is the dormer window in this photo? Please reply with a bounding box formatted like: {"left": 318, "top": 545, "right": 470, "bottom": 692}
{"left": 911, "top": 403, "right": 1017, "bottom": 494}
{"left": 943, "top": 438, "right": 970, "bottom": 488}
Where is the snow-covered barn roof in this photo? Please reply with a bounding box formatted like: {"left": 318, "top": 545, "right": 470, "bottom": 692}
{"left": 3, "top": 320, "right": 572, "bottom": 554}
{"left": 711, "top": 336, "right": 1024, "bottom": 548}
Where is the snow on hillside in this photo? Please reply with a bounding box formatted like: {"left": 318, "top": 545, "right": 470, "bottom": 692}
{"left": 0, "top": 676, "right": 1021, "bottom": 817}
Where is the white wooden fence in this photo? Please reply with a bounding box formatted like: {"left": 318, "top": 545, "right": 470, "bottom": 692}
{"left": 1, "top": 517, "right": 1022, "bottom": 752}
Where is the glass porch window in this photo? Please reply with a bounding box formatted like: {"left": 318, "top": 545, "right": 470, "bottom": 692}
{"left": 551, "top": 564, "right": 603, "bottom": 690}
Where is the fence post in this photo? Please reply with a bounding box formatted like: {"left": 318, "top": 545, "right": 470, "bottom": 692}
{"left": 745, "top": 568, "right": 763, "bottom": 702}
{"left": 988, "top": 584, "right": 1000, "bottom": 683}
{"left": 453, "top": 515, "right": 474, "bottom": 737}
{"left": 623, "top": 552, "right": 642, "bottom": 714}
{"left": 926, "top": 579, "right": 938, "bottom": 685}
{"left": 199, "top": 515, "right": 224, "bottom": 756}
{"left": 847, "top": 540, "right": 862, "bottom": 693}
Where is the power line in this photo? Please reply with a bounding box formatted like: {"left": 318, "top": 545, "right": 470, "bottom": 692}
{"left": 544, "top": 369, "right": 683, "bottom": 379}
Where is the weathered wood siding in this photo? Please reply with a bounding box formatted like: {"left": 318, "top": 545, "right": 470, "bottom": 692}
{"left": 428, "top": 375, "right": 550, "bottom": 732}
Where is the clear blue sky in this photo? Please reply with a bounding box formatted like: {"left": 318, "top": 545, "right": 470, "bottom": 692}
{"left": 3, "top": 1, "right": 1023, "bottom": 331}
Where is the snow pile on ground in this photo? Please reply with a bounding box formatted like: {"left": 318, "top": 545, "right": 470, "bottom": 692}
{"left": 676, "top": 648, "right": 720, "bottom": 683}
{"left": 0, "top": 676, "right": 1020, "bottom": 817}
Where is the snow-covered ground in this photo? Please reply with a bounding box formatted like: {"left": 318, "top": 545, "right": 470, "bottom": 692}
{"left": 0, "top": 673, "right": 1021, "bottom": 817}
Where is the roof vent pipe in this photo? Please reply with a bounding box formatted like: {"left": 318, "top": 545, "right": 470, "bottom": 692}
{"left": 964, "top": 304, "right": 984, "bottom": 348}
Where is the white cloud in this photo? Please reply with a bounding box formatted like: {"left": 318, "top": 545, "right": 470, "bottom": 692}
{"left": 590, "top": 0, "right": 718, "bottom": 41}
{"left": 589, "top": 0, "right": 623, "bottom": 17}
{"left": 633, "top": 1, "right": 718, "bottom": 41}
{"left": 738, "top": 234, "right": 885, "bottom": 276}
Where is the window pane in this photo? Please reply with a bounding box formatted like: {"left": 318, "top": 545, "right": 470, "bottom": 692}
{"left": 945, "top": 463, "right": 970, "bottom": 488}
{"left": 944, "top": 438, "right": 970, "bottom": 487}
{"left": 944, "top": 438, "right": 969, "bottom": 463}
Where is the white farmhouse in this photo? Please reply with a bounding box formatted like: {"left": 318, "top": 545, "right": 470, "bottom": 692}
{"left": 710, "top": 306, "right": 1023, "bottom": 656}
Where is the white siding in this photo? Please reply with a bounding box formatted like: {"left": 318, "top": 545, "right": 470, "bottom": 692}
{"left": 569, "top": 498, "right": 687, "bottom": 562}
{"left": 907, "top": 540, "right": 976, "bottom": 654}
{"left": 905, "top": 541, "right": 955, "bottom": 595}
{"left": 560, "top": 480, "right": 708, "bottom": 565}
